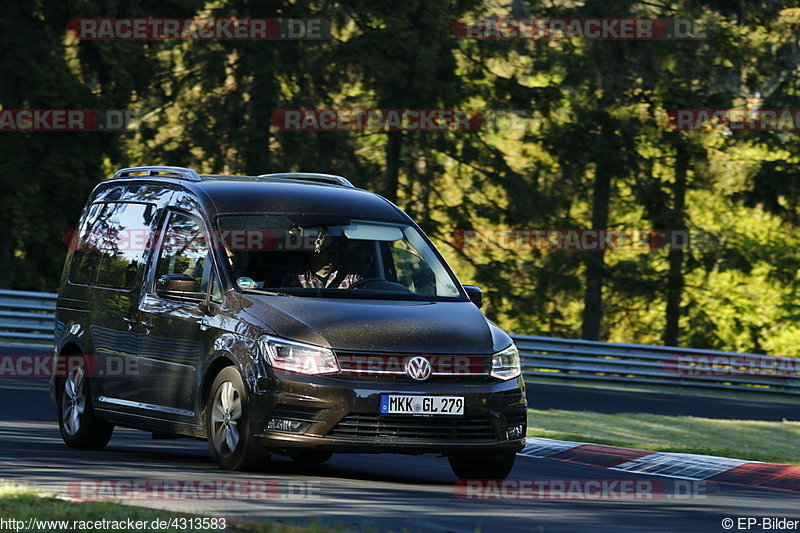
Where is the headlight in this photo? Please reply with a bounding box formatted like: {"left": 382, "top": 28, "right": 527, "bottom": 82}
{"left": 491, "top": 344, "right": 521, "bottom": 380}
{"left": 258, "top": 335, "right": 339, "bottom": 376}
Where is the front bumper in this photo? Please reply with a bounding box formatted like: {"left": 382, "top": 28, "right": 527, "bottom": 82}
{"left": 249, "top": 373, "right": 528, "bottom": 454}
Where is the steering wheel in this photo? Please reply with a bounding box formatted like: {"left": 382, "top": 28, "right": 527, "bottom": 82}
{"left": 347, "top": 278, "right": 412, "bottom": 292}
{"left": 347, "top": 278, "right": 386, "bottom": 290}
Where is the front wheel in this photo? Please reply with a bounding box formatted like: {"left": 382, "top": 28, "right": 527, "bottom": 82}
{"left": 206, "top": 367, "right": 270, "bottom": 471}
{"left": 57, "top": 359, "right": 114, "bottom": 449}
{"left": 448, "top": 451, "right": 516, "bottom": 480}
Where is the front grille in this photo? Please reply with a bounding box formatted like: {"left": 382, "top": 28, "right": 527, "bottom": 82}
{"left": 328, "top": 414, "right": 497, "bottom": 441}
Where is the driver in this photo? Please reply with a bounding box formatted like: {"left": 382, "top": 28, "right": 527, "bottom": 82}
{"left": 283, "top": 234, "right": 362, "bottom": 289}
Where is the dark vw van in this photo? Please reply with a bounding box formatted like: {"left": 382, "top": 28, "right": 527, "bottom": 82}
{"left": 51, "top": 166, "right": 527, "bottom": 479}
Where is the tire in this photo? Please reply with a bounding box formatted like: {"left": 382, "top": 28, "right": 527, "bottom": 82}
{"left": 57, "top": 357, "right": 114, "bottom": 450}
{"left": 448, "top": 451, "right": 517, "bottom": 480}
{"left": 289, "top": 451, "right": 333, "bottom": 464}
{"left": 206, "top": 367, "right": 270, "bottom": 471}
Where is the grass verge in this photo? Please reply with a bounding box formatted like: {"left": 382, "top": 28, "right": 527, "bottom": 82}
{"left": 527, "top": 409, "right": 800, "bottom": 465}
{"left": 0, "top": 482, "right": 346, "bottom": 532}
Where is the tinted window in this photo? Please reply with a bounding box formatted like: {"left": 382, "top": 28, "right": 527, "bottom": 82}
{"left": 70, "top": 202, "right": 156, "bottom": 289}
{"left": 216, "top": 215, "right": 462, "bottom": 300}
{"left": 155, "top": 212, "right": 217, "bottom": 296}
{"left": 209, "top": 267, "right": 223, "bottom": 303}
{"left": 69, "top": 203, "right": 105, "bottom": 285}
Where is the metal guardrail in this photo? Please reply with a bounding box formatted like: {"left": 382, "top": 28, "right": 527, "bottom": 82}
{"left": 0, "top": 289, "right": 57, "bottom": 343}
{"left": 1, "top": 291, "right": 798, "bottom": 398}
{"left": 514, "top": 335, "right": 800, "bottom": 398}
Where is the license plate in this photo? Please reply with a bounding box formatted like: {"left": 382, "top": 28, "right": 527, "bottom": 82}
{"left": 380, "top": 395, "right": 464, "bottom": 416}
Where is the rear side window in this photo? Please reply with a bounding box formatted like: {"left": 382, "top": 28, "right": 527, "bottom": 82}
{"left": 70, "top": 202, "right": 156, "bottom": 289}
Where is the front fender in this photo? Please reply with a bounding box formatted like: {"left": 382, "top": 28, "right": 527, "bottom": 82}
{"left": 197, "top": 333, "right": 268, "bottom": 415}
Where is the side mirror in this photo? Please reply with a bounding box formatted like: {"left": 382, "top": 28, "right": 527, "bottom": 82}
{"left": 156, "top": 274, "right": 204, "bottom": 301}
{"left": 463, "top": 285, "right": 484, "bottom": 309}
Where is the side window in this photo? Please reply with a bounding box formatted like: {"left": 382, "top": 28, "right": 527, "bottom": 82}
{"left": 70, "top": 202, "right": 156, "bottom": 289}
{"left": 70, "top": 203, "right": 105, "bottom": 285}
{"left": 155, "top": 212, "right": 218, "bottom": 297}
{"left": 209, "top": 268, "right": 223, "bottom": 304}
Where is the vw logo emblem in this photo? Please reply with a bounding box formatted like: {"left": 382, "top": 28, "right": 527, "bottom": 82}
{"left": 405, "top": 356, "right": 432, "bottom": 381}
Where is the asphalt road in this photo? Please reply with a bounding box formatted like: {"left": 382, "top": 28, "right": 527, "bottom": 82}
{"left": 1, "top": 344, "right": 798, "bottom": 532}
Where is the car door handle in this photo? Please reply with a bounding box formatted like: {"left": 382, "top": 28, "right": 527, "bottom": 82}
{"left": 198, "top": 319, "right": 208, "bottom": 332}
{"left": 141, "top": 320, "right": 155, "bottom": 333}
{"left": 122, "top": 317, "right": 136, "bottom": 331}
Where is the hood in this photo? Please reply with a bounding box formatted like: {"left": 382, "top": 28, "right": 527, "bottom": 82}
{"left": 239, "top": 294, "right": 510, "bottom": 354}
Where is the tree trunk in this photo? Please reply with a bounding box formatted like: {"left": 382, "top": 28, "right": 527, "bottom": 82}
{"left": 0, "top": 231, "right": 14, "bottom": 289}
{"left": 243, "top": 69, "right": 272, "bottom": 176}
{"left": 413, "top": 144, "right": 432, "bottom": 222}
{"left": 383, "top": 131, "right": 402, "bottom": 204}
{"left": 663, "top": 141, "right": 689, "bottom": 346}
{"left": 581, "top": 158, "right": 612, "bottom": 340}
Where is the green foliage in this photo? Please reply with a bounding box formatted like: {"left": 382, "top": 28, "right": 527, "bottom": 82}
{"left": 2, "top": 0, "right": 800, "bottom": 353}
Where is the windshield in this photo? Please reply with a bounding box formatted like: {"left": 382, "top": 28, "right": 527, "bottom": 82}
{"left": 215, "top": 215, "right": 464, "bottom": 300}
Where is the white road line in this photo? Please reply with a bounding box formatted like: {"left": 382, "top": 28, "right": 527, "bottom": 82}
{"left": 611, "top": 452, "right": 751, "bottom": 480}
{"left": 517, "top": 437, "right": 756, "bottom": 482}
{"left": 517, "top": 437, "right": 585, "bottom": 458}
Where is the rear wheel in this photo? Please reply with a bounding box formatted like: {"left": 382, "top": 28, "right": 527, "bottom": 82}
{"left": 448, "top": 451, "right": 516, "bottom": 480}
{"left": 206, "top": 367, "right": 270, "bottom": 471}
{"left": 57, "top": 359, "right": 114, "bottom": 449}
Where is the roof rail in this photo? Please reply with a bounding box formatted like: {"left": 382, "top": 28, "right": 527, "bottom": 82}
{"left": 112, "top": 166, "right": 201, "bottom": 182}
{"left": 256, "top": 172, "right": 355, "bottom": 188}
